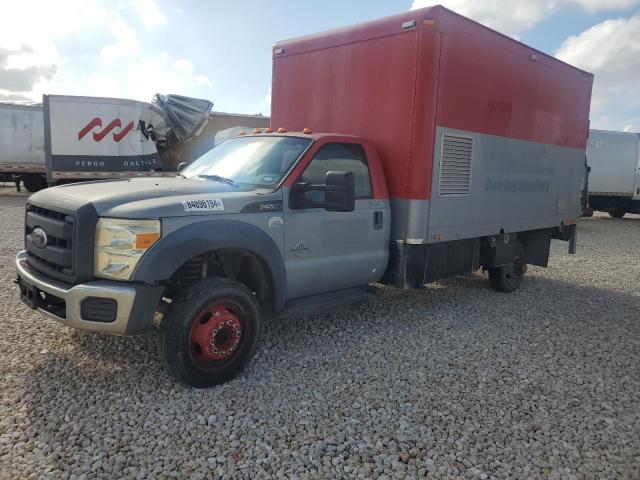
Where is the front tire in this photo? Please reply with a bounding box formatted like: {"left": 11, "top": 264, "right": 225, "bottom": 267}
{"left": 158, "top": 278, "right": 261, "bottom": 388}
{"left": 488, "top": 241, "right": 526, "bottom": 293}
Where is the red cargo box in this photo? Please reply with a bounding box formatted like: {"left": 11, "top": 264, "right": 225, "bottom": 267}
{"left": 272, "top": 5, "right": 593, "bottom": 244}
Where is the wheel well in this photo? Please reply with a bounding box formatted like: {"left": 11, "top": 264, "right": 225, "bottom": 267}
{"left": 166, "top": 248, "right": 275, "bottom": 313}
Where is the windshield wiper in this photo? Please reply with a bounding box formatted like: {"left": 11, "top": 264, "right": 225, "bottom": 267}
{"left": 197, "top": 174, "right": 239, "bottom": 188}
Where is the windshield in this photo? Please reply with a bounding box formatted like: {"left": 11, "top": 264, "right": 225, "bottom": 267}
{"left": 182, "top": 136, "right": 312, "bottom": 187}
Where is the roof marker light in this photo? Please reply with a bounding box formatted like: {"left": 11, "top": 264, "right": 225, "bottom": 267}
{"left": 302, "top": 128, "right": 312, "bottom": 134}
{"left": 253, "top": 128, "right": 262, "bottom": 133}
{"left": 402, "top": 20, "right": 416, "bottom": 30}
{"left": 238, "top": 131, "right": 246, "bottom": 135}
{"left": 277, "top": 127, "right": 287, "bottom": 133}
{"left": 264, "top": 127, "right": 273, "bottom": 133}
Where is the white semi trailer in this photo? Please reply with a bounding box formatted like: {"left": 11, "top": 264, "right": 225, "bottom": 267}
{"left": 0, "top": 103, "right": 47, "bottom": 191}
{"left": 587, "top": 129, "right": 640, "bottom": 218}
{"left": 0, "top": 95, "right": 269, "bottom": 192}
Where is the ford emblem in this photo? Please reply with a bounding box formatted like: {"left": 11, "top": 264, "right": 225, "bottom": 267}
{"left": 32, "top": 228, "right": 48, "bottom": 249}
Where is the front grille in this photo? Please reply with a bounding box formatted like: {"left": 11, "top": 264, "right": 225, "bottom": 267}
{"left": 24, "top": 195, "right": 98, "bottom": 284}
{"left": 25, "top": 204, "right": 76, "bottom": 282}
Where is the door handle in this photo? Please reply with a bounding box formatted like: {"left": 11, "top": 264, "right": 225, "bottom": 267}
{"left": 373, "top": 211, "right": 383, "bottom": 230}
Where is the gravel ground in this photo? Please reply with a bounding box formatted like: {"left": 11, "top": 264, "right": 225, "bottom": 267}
{"left": 0, "top": 187, "right": 639, "bottom": 479}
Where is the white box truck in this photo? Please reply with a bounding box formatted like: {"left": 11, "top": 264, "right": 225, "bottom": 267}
{"left": 587, "top": 129, "right": 640, "bottom": 218}
{"left": 16, "top": 5, "right": 591, "bottom": 386}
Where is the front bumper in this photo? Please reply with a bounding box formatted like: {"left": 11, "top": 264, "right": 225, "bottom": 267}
{"left": 15, "top": 251, "right": 163, "bottom": 335}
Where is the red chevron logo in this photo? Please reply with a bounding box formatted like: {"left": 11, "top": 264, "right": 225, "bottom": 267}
{"left": 78, "top": 118, "right": 135, "bottom": 142}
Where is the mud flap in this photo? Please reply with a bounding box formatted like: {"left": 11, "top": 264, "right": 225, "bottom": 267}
{"left": 552, "top": 224, "right": 577, "bottom": 254}
{"left": 569, "top": 226, "right": 577, "bottom": 254}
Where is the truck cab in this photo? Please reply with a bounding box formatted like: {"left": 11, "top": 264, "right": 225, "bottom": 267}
{"left": 16, "top": 131, "right": 391, "bottom": 387}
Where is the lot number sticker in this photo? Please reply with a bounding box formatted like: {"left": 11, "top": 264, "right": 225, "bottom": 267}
{"left": 182, "top": 198, "right": 225, "bottom": 212}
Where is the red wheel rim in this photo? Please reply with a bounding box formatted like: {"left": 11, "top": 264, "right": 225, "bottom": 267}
{"left": 189, "top": 300, "right": 243, "bottom": 365}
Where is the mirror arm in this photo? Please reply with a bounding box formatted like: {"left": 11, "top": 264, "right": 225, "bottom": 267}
{"left": 322, "top": 202, "right": 346, "bottom": 210}
{"left": 304, "top": 184, "right": 346, "bottom": 192}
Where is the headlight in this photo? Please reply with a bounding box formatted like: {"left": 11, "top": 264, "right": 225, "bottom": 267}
{"left": 95, "top": 218, "right": 161, "bottom": 280}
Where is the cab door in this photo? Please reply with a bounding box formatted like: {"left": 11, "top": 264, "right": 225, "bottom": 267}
{"left": 283, "top": 141, "right": 389, "bottom": 299}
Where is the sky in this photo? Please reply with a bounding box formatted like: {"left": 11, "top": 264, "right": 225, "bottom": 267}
{"left": 0, "top": 0, "right": 638, "bottom": 132}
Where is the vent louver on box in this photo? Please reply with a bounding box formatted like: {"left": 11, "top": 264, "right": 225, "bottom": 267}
{"left": 438, "top": 134, "right": 474, "bottom": 196}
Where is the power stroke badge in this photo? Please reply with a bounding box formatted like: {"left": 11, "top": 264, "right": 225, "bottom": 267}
{"left": 182, "top": 198, "right": 225, "bottom": 212}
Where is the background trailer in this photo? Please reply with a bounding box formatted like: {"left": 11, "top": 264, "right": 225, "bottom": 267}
{"left": 164, "top": 112, "right": 270, "bottom": 169}
{"left": 0, "top": 103, "right": 46, "bottom": 191}
{"left": 1, "top": 96, "right": 269, "bottom": 190}
{"left": 586, "top": 129, "right": 640, "bottom": 218}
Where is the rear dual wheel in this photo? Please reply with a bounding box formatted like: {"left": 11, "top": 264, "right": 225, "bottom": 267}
{"left": 23, "top": 174, "right": 47, "bottom": 193}
{"left": 158, "top": 278, "right": 261, "bottom": 388}
{"left": 609, "top": 208, "right": 626, "bottom": 218}
{"left": 488, "top": 241, "right": 527, "bottom": 293}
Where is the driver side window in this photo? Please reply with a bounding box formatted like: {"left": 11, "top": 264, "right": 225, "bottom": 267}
{"left": 299, "top": 143, "right": 372, "bottom": 205}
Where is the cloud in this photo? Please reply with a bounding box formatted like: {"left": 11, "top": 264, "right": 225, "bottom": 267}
{"left": 252, "top": 88, "right": 272, "bottom": 116}
{"left": 126, "top": 53, "right": 202, "bottom": 99}
{"left": 195, "top": 75, "right": 213, "bottom": 87}
{"left": 101, "top": 18, "right": 142, "bottom": 65}
{"left": 81, "top": 53, "right": 212, "bottom": 101}
{"left": 173, "top": 59, "right": 193, "bottom": 76}
{"left": 576, "top": 0, "right": 640, "bottom": 11}
{"left": 0, "top": 64, "right": 57, "bottom": 93}
{"left": 555, "top": 15, "right": 640, "bottom": 131}
{"left": 130, "top": 0, "right": 168, "bottom": 30}
{"left": 410, "top": 0, "right": 640, "bottom": 36}
{"left": 411, "top": 1, "right": 554, "bottom": 37}
{"left": 0, "top": 0, "right": 106, "bottom": 98}
{"left": 0, "top": 0, "right": 214, "bottom": 104}
{"left": 0, "top": 46, "right": 56, "bottom": 93}
{"left": 0, "top": 92, "right": 33, "bottom": 102}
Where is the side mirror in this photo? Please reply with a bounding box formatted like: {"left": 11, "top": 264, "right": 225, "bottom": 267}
{"left": 324, "top": 171, "right": 355, "bottom": 212}
{"left": 290, "top": 171, "right": 355, "bottom": 212}
{"left": 177, "top": 161, "right": 191, "bottom": 172}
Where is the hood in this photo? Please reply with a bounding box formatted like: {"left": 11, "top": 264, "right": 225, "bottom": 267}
{"left": 28, "top": 177, "right": 280, "bottom": 218}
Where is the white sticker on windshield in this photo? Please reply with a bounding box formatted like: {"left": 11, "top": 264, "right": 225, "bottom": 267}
{"left": 182, "top": 198, "right": 225, "bottom": 212}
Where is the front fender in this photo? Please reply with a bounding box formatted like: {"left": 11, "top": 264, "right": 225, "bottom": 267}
{"left": 132, "top": 219, "right": 286, "bottom": 311}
